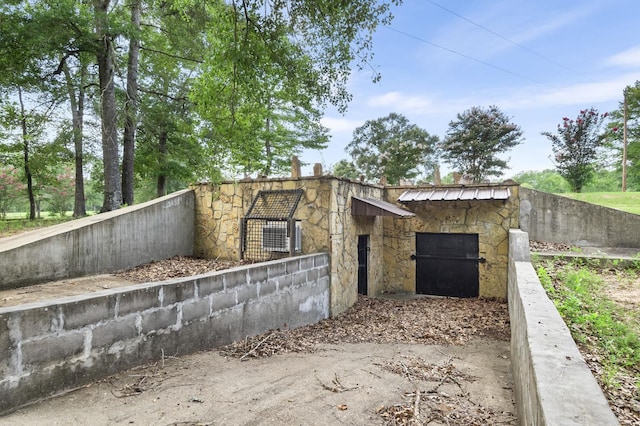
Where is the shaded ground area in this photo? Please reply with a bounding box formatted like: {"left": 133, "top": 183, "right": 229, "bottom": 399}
{"left": 1, "top": 293, "right": 514, "bottom": 425}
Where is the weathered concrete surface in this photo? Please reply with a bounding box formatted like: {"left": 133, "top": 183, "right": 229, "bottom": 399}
{"left": 0, "top": 189, "right": 195, "bottom": 291}
{"left": 520, "top": 187, "right": 640, "bottom": 248}
{"left": 508, "top": 229, "right": 618, "bottom": 425}
{"left": 0, "top": 253, "right": 330, "bottom": 415}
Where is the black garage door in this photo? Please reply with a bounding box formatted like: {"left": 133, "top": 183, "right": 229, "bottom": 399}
{"left": 414, "top": 232, "right": 481, "bottom": 297}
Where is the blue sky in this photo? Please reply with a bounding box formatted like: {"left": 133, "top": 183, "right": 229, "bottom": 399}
{"left": 303, "top": 0, "right": 640, "bottom": 179}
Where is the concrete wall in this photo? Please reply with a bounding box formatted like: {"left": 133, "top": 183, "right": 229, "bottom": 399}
{"left": 508, "top": 229, "right": 617, "bottom": 425}
{"left": 0, "top": 189, "right": 195, "bottom": 291}
{"left": 0, "top": 253, "right": 330, "bottom": 415}
{"left": 520, "top": 187, "right": 640, "bottom": 248}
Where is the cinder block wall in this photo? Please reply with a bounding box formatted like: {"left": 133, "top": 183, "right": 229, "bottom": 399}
{"left": 0, "top": 253, "right": 330, "bottom": 415}
{"left": 0, "top": 189, "right": 195, "bottom": 291}
{"left": 520, "top": 187, "right": 640, "bottom": 248}
{"left": 508, "top": 229, "right": 617, "bottom": 425}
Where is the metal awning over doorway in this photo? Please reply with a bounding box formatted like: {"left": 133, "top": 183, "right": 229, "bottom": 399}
{"left": 351, "top": 196, "right": 415, "bottom": 218}
{"left": 397, "top": 187, "right": 511, "bottom": 203}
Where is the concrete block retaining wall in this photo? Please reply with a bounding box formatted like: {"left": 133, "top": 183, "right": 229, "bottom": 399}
{"left": 508, "top": 229, "right": 618, "bottom": 425}
{"left": 0, "top": 189, "right": 195, "bottom": 291}
{"left": 0, "top": 253, "right": 330, "bottom": 415}
{"left": 519, "top": 187, "right": 640, "bottom": 248}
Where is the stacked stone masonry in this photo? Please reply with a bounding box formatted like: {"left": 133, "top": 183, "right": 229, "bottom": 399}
{"left": 194, "top": 178, "right": 520, "bottom": 314}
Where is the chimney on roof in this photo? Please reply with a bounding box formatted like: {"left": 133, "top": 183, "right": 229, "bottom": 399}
{"left": 291, "top": 156, "right": 301, "bottom": 178}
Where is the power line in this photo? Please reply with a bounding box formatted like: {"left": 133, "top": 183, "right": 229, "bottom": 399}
{"left": 426, "top": 0, "right": 580, "bottom": 75}
{"left": 385, "top": 26, "right": 543, "bottom": 84}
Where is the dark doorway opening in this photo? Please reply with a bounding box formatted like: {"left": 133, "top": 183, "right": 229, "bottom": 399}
{"left": 414, "top": 232, "right": 481, "bottom": 297}
{"left": 357, "top": 235, "right": 369, "bottom": 295}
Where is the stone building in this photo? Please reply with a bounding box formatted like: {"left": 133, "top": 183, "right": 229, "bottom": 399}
{"left": 193, "top": 175, "right": 520, "bottom": 316}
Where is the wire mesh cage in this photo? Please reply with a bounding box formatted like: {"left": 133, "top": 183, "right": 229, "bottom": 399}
{"left": 241, "top": 189, "right": 304, "bottom": 261}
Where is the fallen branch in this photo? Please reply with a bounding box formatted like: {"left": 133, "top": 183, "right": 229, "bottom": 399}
{"left": 239, "top": 331, "right": 276, "bottom": 361}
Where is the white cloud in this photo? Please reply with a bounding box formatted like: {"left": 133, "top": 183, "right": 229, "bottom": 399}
{"left": 320, "top": 117, "right": 363, "bottom": 133}
{"left": 367, "top": 91, "right": 433, "bottom": 111}
{"left": 606, "top": 46, "right": 640, "bottom": 68}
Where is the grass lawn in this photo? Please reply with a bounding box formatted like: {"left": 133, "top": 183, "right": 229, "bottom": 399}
{"left": 557, "top": 192, "right": 640, "bottom": 215}
{"left": 0, "top": 212, "right": 93, "bottom": 238}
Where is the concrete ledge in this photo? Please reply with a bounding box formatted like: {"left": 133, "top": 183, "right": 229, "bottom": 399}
{"left": 0, "top": 253, "right": 330, "bottom": 415}
{"left": 508, "top": 230, "right": 618, "bottom": 425}
{"left": 0, "top": 189, "right": 195, "bottom": 291}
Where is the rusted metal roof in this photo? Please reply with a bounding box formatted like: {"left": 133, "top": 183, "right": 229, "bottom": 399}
{"left": 351, "top": 196, "right": 415, "bottom": 218}
{"left": 397, "top": 187, "right": 511, "bottom": 203}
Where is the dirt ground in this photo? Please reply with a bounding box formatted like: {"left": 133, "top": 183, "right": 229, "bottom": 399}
{"left": 1, "top": 340, "right": 514, "bottom": 426}
{"left": 0, "top": 258, "right": 515, "bottom": 425}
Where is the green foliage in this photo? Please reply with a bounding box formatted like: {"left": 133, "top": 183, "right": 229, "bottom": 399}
{"left": 346, "top": 112, "right": 438, "bottom": 185}
{"left": 582, "top": 169, "right": 621, "bottom": 192}
{"left": 44, "top": 166, "right": 75, "bottom": 217}
{"left": 606, "top": 81, "right": 640, "bottom": 191}
{"left": 332, "top": 160, "right": 361, "bottom": 180}
{"left": 542, "top": 108, "right": 609, "bottom": 192}
{"left": 191, "top": 0, "right": 398, "bottom": 177}
{"left": 0, "top": 165, "right": 26, "bottom": 217}
{"left": 441, "top": 105, "right": 523, "bottom": 182}
{"left": 511, "top": 169, "right": 571, "bottom": 193}
{"left": 536, "top": 259, "right": 640, "bottom": 382}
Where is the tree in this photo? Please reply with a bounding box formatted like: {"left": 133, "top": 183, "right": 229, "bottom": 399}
{"left": 345, "top": 113, "right": 438, "bottom": 185}
{"left": 121, "top": 0, "right": 141, "bottom": 206}
{"left": 191, "top": 0, "right": 400, "bottom": 178}
{"left": 0, "top": 166, "right": 26, "bottom": 218}
{"left": 542, "top": 108, "right": 609, "bottom": 193}
{"left": 511, "top": 169, "right": 571, "bottom": 193}
{"left": 606, "top": 81, "right": 640, "bottom": 191}
{"left": 332, "top": 160, "right": 361, "bottom": 180}
{"left": 441, "top": 105, "right": 523, "bottom": 183}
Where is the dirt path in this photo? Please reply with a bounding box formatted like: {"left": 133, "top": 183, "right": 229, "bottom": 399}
{"left": 1, "top": 340, "right": 514, "bottom": 425}
{"left": 1, "top": 258, "right": 515, "bottom": 424}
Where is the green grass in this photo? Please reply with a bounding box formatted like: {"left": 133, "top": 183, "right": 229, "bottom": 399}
{"left": 557, "top": 192, "right": 640, "bottom": 215}
{"left": 0, "top": 216, "right": 77, "bottom": 238}
{"left": 536, "top": 258, "right": 640, "bottom": 387}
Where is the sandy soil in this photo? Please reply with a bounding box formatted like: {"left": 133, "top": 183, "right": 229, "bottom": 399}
{"left": 0, "top": 257, "right": 515, "bottom": 425}
{"left": 1, "top": 340, "right": 514, "bottom": 426}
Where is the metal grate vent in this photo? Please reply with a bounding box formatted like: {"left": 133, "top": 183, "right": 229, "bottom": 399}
{"left": 241, "top": 189, "right": 304, "bottom": 261}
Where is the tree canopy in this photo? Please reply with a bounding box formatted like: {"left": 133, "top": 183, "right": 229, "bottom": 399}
{"left": 606, "top": 81, "right": 640, "bottom": 191}
{"left": 346, "top": 113, "right": 439, "bottom": 185}
{"left": 441, "top": 105, "right": 523, "bottom": 183}
{"left": 542, "top": 108, "right": 609, "bottom": 193}
{"left": 1, "top": 0, "right": 403, "bottom": 214}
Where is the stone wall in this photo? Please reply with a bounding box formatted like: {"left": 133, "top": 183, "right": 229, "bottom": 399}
{"left": 520, "top": 187, "right": 640, "bottom": 248}
{"left": 194, "top": 178, "right": 519, "bottom": 313}
{"left": 0, "top": 253, "right": 330, "bottom": 415}
{"left": 507, "top": 230, "right": 617, "bottom": 425}
{"left": 384, "top": 183, "right": 520, "bottom": 298}
{"left": 193, "top": 178, "right": 388, "bottom": 316}
{"left": 0, "top": 189, "right": 194, "bottom": 291}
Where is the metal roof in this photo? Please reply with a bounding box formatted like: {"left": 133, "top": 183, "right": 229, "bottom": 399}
{"left": 245, "top": 189, "right": 303, "bottom": 219}
{"left": 397, "top": 187, "right": 511, "bottom": 203}
{"left": 351, "top": 196, "right": 415, "bottom": 218}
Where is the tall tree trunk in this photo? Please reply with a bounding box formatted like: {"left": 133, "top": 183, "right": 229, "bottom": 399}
{"left": 63, "top": 60, "right": 87, "bottom": 217}
{"left": 94, "top": 0, "right": 121, "bottom": 212}
{"left": 18, "top": 88, "right": 36, "bottom": 220}
{"left": 156, "top": 131, "right": 168, "bottom": 198}
{"left": 122, "top": 0, "right": 141, "bottom": 206}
